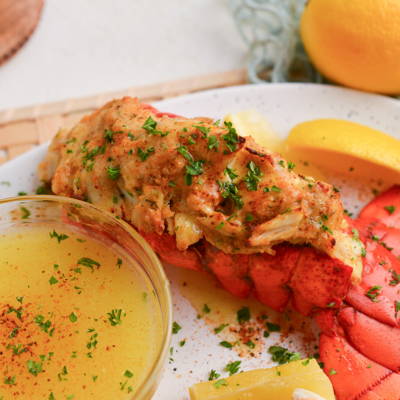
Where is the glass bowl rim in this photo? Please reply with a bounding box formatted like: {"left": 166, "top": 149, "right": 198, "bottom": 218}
{"left": 0, "top": 194, "right": 173, "bottom": 400}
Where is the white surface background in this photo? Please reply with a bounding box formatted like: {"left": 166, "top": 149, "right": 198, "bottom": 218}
{"left": 0, "top": 0, "right": 247, "bottom": 111}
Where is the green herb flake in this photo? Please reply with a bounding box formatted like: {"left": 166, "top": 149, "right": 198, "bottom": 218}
{"left": 216, "top": 222, "right": 224, "bottom": 230}
{"left": 203, "top": 304, "right": 211, "bottom": 313}
{"left": 172, "top": 321, "right": 182, "bottom": 334}
{"left": 124, "top": 370, "right": 134, "bottom": 379}
{"left": 27, "top": 359, "right": 43, "bottom": 376}
{"left": 77, "top": 257, "right": 100, "bottom": 272}
{"left": 213, "top": 379, "right": 228, "bottom": 389}
{"left": 49, "top": 276, "right": 59, "bottom": 285}
{"left": 385, "top": 205, "right": 396, "bottom": 215}
{"left": 266, "top": 322, "right": 281, "bottom": 332}
{"left": 268, "top": 346, "right": 301, "bottom": 365}
{"left": 226, "top": 360, "right": 241, "bottom": 376}
{"left": 329, "top": 368, "right": 337, "bottom": 375}
{"left": 69, "top": 312, "right": 77, "bottom": 323}
{"left": 209, "top": 370, "right": 220, "bottom": 380}
{"left": 107, "top": 309, "right": 123, "bottom": 326}
{"left": 220, "top": 341, "right": 232, "bottom": 349}
{"left": 138, "top": 147, "right": 155, "bottom": 162}
{"left": 214, "top": 324, "right": 229, "bottom": 334}
{"left": 49, "top": 229, "right": 69, "bottom": 243}
{"left": 245, "top": 212, "right": 254, "bottom": 222}
{"left": 21, "top": 206, "right": 31, "bottom": 219}
{"left": 106, "top": 165, "right": 121, "bottom": 180}
{"left": 366, "top": 285, "right": 382, "bottom": 303}
{"left": 237, "top": 306, "right": 250, "bottom": 325}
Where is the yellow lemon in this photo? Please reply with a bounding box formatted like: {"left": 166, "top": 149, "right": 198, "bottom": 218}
{"left": 189, "top": 358, "right": 335, "bottom": 400}
{"left": 286, "top": 119, "right": 400, "bottom": 184}
{"left": 224, "top": 110, "right": 327, "bottom": 181}
{"left": 300, "top": 0, "right": 400, "bottom": 94}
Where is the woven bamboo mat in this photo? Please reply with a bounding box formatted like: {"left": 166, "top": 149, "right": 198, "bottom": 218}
{"left": 0, "top": 69, "right": 247, "bottom": 165}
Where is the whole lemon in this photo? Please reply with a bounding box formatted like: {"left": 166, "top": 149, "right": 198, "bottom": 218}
{"left": 300, "top": 0, "right": 400, "bottom": 94}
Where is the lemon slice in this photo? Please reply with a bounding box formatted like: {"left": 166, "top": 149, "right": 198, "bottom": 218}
{"left": 224, "top": 110, "right": 327, "bottom": 181}
{"left": 189, "top": 358, "right": 334, "bottom": 400}
{"left": 225, "top": 109, "right": 286, "bottom": 153}
{"left": 286, "top": 119, "right": 400, "bottom": 183}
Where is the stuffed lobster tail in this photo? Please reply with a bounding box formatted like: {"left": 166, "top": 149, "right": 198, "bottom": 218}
{"left": 39, "top": 97, "right": 400, "bottom": 399}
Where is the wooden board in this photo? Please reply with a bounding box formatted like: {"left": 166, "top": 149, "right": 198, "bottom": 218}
{"left": 0, "top": 0, "right": 43, "bottom": 66}
{"left": 0, "top": 69, "right": 248, "bottom": 164}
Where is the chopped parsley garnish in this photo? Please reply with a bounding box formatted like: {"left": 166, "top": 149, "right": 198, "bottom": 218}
{"left": 209, "top": 370, "right": 220, "bottom": 380}
{"left": 4, "top": 375, "right": 16, "bottom": 385}
{"left": 220, "top": 341, "right": 232, "bottom": 349}
{"left": 124, "top": 370, "right": 133, "bottom": 379}
{"left": 27, "top": 360, "right": 43, "bottom": 376}
{"left": 172, "top": 321, "right": 182, "bottom": 334}
{"left": 266, "top": 322, "right": 281, "bottom": 332}
{"left": 49, "top": 276, "right": 59, "bottom": 285}
{"left": 93, "top": 375, "right": 98, "bottom": 382}
{"left": 216, "top": 222, "right": 224, "bottom": 230}
{"left": 21, "top": 206, "right": 30, "bottom": 219}
{"left": 107, "top": 309, "right": 123, "bottom": 326}
{"left": 281, "top": 209, "right": 292, "bottom": 215}
{"left": 287, "top": 161, "right": 296, "bottom": 171}
{"left": 7, "top": 306, "right": 23, "bottom": 319}
{"left": 237, "top": 306, "right": 250, "bottom": 325}
{"left": 180, "top": 340, "right": 186, "bottom": 347}
{"left": 226, "top": 360, "right": 241, "bottom": 376}
{"left": 246, "top": 341, "right": 256, "bottom": 349}
{"left": 227, "top": 214, "right": 236, "bottom": 222}
{"left": 390, "top": 270, "right": 400, "bottom": 286}
{"left": 87, "top": 332, "right": 98, "bottom": 349}
{"left": 213, "top": 379, "right": 228, "bottom": 389}
{"left": 18, "top": 191, "right": 27, "bottom": 196}
{"left": 366, "top": 285, "right": 382, "bottom": 302}
{"left": 279, "top": 160, "right": 285, "bottom": 168}
{"left": 243, "top": 161, "right": 264, "bottom": 191}
{"left": 218, "top": 180, "right": 243, "bottom": 209}
{"left": 78, "top": 257, "right": 100, "bottom": 271}
{"left": 268, "top": 346, "right": 301, "bottom": 365}
{"left": 142, "top": 116, "right": 157, "bottom": 132}
{"left": 128, "top": 132, "right": 135, "bottom": 141}
{"left": 385, "top": 205, "right": 396, "bottom": 215}
{"left": 138, "top": 147, "right": 155, "bottom": 162}
{"left": 245, "top": 212, "right": 254, "bottom": 222}
{"left": 322, "top": 225, "right": 333, "bottom": 235}
{"left": 188, "top": 136, "right": 196, "bottom": 145}
{"left": 214, "top": 324, "right": 229, "bottom": 334}
{"left": 207, "top": 135, "right": 219, "bottom": 150}
{"left": 36, "top": 185, "right": 50, "bottom": 194}
{"left": 329, "top": 368, "right": 337, "bottom": 375}
{"left": 34, "top": 314, "right": 52, "bottom": 334}
{"left": 271, "top": 185, "right": 281, "bottom": 192}
{"left": 177, "top": 145, "right": 204, "bottom": 186}
{"left": 224, "top": 165, "right": 238, "bottom": 180}
{"left": 322, "top": 214, "right": 328, "bottom": 221}
{"left": 214, "top": 119, "right": 221, "bottom": 127}
{"left": 10, "top": 343, "right": 27, "bottom": 355}
{"left": 203, "top": 304, "right": 211, "bottom": 313}
{"left": 116, "top": 258, "right": 122, "bottom": 268}
{"left": 113, "top": 196, "right": 118, "bottom": 204}
{"left": 223, "top": 121, "right": 239, "bottom": 152}
{"left": 395, "top": 300, "right": 400, "bottom": 318}
{"left": 104, "top": 129, "right": 115, "bottom": 143}
{"left": 106, "top": 165, "right": 120, "bottom": 180}
{"left": 192, "top": 124, "right": 211, "bottom": 136}
{"left": 69, "top": 312, "right": 78, "bottom": 323}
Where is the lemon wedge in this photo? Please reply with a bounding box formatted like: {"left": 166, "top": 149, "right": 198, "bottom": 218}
{"left": 286, "top": 119, "right": 400, "bottom": 183}
{"left": 189, "top": 358, "right": 334, "bottom": 400}
{"left": 225, "top": 109, "right": 286, "bottom": 153}
{"left": 224, "top": 110, "right": 327, "bottom": 181}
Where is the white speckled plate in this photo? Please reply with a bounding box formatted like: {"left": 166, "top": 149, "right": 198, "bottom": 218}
{"left": 1, "top": 83, "right": 400, "bottom": 399}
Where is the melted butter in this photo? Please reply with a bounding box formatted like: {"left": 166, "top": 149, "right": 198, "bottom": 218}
{"left": 0, "top": 224, "right": 162, "bottom": 399}
{"left": 175, "top": 266, "right": 318, "bottom": 358}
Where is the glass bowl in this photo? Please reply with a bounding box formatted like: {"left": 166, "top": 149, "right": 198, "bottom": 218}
{"left": 0, "top": 195, "right": 173, "bottom": 400}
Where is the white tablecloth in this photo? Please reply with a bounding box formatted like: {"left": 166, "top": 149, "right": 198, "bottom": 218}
{"left": 0, "top": 0, "right": 247, "bottom": 111}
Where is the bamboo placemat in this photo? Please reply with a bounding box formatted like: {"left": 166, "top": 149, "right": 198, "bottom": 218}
{"left": 0, "top": 69, "right": 247, "bottom": 165}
